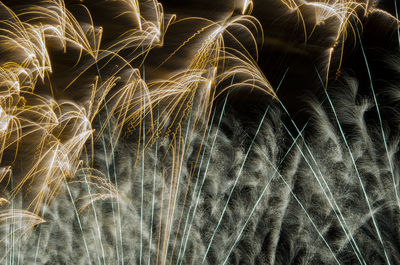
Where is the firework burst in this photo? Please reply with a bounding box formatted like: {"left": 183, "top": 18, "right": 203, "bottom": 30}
{"left": 0, "top": 0, "right": 398, "bottom": 264}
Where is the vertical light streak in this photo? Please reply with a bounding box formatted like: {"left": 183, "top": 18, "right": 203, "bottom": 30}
{"left": 177, "top": 76, "right": 234, "bottom": 265}
{"left": 147, "top": 106, "right": 159, "bottom": 265}
{"left": 83, "top": 170, "right": 107, "bottom": 265}
{"left": 221, "top": 122, "right": 308, "bottom": 265}
{"left": 63, "top": 177, "right": 93, "bottom": 265}
{"left": 355, "top": 23, "right": 400, "bottom": 214}
{"left": 176, "top": 109, "right": 217, "bottom": 265}
{"left": 395, "top": 0, "right": 400, "bottom": 50}
{"left": 201, "top": 102, "right": 271, "bottom": 263}
{"left": 140, "top": 69, "right": 146, "bottom": 265}
{"left": 322, "top": 76, "right": 391, "bottom": 265}
{"left": 277, "top": 81, "right": 367, "bottom": 264}
{"left": 162, "top": 105, "right": 193, "bottom": 265}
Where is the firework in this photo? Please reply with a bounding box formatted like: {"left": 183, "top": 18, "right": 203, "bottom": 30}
{"left": 0, "top": 0, "right": 398, "bottom": 264}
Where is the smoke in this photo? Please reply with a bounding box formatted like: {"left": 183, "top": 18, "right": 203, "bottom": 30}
{"left": 16, "top": 60, "right": 400, "bottom": 264}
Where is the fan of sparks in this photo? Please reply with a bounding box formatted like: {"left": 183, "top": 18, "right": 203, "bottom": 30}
{"left": 0, "top": 0, "right": 396, "bottom": 263}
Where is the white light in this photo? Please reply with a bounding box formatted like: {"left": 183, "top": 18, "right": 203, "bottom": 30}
{"left": 0, "top": 106, "right": 10, "bottom": 132}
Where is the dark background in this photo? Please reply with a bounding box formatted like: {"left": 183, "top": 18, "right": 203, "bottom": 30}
{"left": 158, "top": 0, "right": 400, "bottom": 122}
